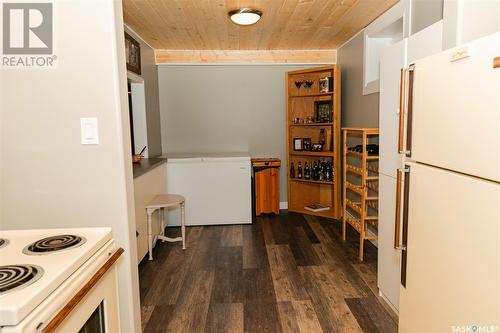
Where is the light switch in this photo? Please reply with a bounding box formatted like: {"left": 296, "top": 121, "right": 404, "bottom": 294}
{"left": 80, "top": 118, "right": 99, "bottom": 144}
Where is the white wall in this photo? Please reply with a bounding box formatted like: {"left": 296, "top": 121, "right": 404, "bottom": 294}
{"left": 0, "top": 1, "right": 141, "bottom": 331}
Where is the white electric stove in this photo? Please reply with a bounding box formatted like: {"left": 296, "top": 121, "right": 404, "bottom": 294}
{"left": 0, "top": 228, "right": 122, "bottom": 333}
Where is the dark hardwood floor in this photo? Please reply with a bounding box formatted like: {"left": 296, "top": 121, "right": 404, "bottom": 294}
{"left": 138, "top": 211, "right": 398, "bottom": 333}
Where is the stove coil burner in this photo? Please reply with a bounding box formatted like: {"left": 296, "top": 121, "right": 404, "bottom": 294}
{"left": 0, "top": 265, "right": 43, "bottom": 295}
{"left": 23, "top": 235, "right": 86, "bottom": 255}
{"left": 0, "top": 238, "right": 8, "bottom": 249}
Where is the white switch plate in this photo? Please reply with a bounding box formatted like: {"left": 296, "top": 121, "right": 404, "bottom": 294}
{"left": 80, "top": 118, "right": 99, "bottom": 144}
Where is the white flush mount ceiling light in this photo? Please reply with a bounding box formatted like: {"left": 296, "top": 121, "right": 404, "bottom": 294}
{"left": 228, "top": 8, "right": 262, "bottom": 25}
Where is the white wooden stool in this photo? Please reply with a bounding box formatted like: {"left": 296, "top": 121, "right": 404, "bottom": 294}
{"left": 145, "top": 194, "right": 186, "bottom": 260}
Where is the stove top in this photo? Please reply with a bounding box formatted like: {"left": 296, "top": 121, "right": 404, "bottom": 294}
{"left": 0, "top": 265, "right": 43, "bottom": 295}
{"left": 0, "top": 228, "right": 112, "bottom": 327}
{"left": 23, "top": 234, "right": 86, "bottom": 255}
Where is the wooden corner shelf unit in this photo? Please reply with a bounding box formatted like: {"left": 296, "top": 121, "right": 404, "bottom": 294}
{"left": 286, "top": 66, "right": 341, "bottom": 219}
{"left": 342, "top": 127, "right": 379, "bottom": 261}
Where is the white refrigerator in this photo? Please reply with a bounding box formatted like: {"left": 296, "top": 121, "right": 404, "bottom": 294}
{"left": 398, "top": 32, "right": 500, "bottom": 332}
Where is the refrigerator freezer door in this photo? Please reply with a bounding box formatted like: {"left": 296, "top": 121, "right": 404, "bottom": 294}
{"left": 399, "top": 162, "right": 500, "bottom": 333}
{"left": 377, "top": 173, "right": 402, "bottom": 310}
{"left": 379, "top": 39, "right": 407, "bottom": 178}
{"left": 409, "top": 32, "right": 500, "bottom": 182}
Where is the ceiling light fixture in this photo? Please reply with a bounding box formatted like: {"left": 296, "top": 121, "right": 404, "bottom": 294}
{"left": 228, "top": 8, "right": 262, "bottom": 26}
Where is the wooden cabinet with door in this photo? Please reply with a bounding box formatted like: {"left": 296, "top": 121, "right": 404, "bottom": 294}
{"left": 252, "top": 158, "right": 280, "bottom": 216}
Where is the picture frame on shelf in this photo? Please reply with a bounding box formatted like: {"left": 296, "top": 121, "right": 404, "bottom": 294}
{"left": 311, "top": 143, "right": 323, "bottom": 151}
{"left": 303, "top": 138, "right": 312, "bottom": 151}
{"left": 319, "top": 77, "right": 329, "bottom": 93}
{"left": 315, "top": 101, "right": 331, "bottom": 123}
{"left": 125, "top": 32, "right": 141, "bottom": 75}
{"left": 293, "top": 138, "right": 303, "bottom": 151}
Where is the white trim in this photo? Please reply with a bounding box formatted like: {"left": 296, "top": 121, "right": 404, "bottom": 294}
{"left": 123, "top": 23, "right": 156, "bottom": 50}
{"left": 379, "top": 289, "right": 399, "bottom": 315}
{"left": 279, "top": 201, "right": 288, "bottom": 210}
{"left": 127, "top": 71, "right": 144, "bottom": 83}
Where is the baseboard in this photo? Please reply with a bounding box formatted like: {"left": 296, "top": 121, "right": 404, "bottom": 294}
{"left": 378, "top": 290, "right": 399, "bottom": 316}
{"left": 279, "top": 201, "right": 288, "bottom": 210}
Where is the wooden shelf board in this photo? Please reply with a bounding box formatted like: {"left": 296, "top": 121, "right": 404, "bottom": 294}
{"left": 290, "top": 151, "right": 334, "bottom": 157}
{"left": 344, "top": 211, "right": 378, "bottom": 240}
{"left": 289, "top": 207, "right": 336, "bottom": 219}
{"left": 290, "top": 178, "right": 334, "bottom": 185}
{"left": 288, "top": 66, "right": 335, "bottom": 75}
{"left": 346, "top": 200, "right": 362, "bottom": 214}
{"left": 290, "top": 123, "right": 333, "bottom": 127}
{"left": 367, "top": 176, "right": 379, "bottom": 181}
{"left": 346, "top": 165, "right": 363, "bottom": 176}
{"left": 346, "top": 182, "right": 363, "bottom": 196}
{"left": 289, "top": 92, "right": 334, "bottom": 98}
{"left": 346, "top": 151, "right": 379, "bottom": 160}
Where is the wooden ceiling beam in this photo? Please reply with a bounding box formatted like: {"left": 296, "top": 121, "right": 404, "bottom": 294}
{"left": 155, "top": 49, "right": 337, "bottom": 64}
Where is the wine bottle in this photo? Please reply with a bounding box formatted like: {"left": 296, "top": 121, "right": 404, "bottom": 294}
{"left": 312, "top": 161, "right": 319, "bottom": 180}
{"left": 297, "top": 161, "right": 303, "bottom": 179}
{"left": 290, "top": 162, "right": 295, "bottom": 178}
{"left": 304, "top": 162, "right": 310, "bottom": 180}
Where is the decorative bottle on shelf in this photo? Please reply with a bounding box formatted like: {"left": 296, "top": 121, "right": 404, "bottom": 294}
{"left": 290, "top": 162, "right": 295, "bottom": 178}
{"left": 319, "top": 161, "right": 324, "bottom": 181}
{"left": 304, "top": 162, "right": 310, "bottom": 180}
{"left": 325, "top": 161, "right": 331, "bottom": 182}
{"left": 297, "top": 162, "right": 303, "bottom": 179}
{"left": 312, "top": 161, "right": 319, "bottom": 180}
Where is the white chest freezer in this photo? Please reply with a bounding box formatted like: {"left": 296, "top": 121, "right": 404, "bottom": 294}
{"left": 165, "top": 153, "right": 252, "bottom": 226}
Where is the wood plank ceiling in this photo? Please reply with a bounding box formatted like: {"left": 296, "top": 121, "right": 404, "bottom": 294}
{"left": 123, "top": 0, "right": 398, "bottom": 63}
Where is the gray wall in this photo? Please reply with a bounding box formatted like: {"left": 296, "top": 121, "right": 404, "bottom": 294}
{"left": 158, "top": 64, "right": 326, "bottom": 202}
{"left": 337, "top": 32, "right": 380, "bottom": 128}
{"left": 124, "top": 27, "right": 162, "bottom": 157}
{"left": 412, "top": 0, "right": 443, "bottom": 34}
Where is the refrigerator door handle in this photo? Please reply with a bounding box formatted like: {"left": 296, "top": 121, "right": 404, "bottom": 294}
{"left": 405, "top": 65, "right": 415, "bottom": 157}
{"left": 401, "top": 165, "right": 411, "bottom": 288}
{"left": 398, "top": 68, "right": 406, "bottom": 154}
{"left": 394, "top": 168, "right": 403, "bottom": 249}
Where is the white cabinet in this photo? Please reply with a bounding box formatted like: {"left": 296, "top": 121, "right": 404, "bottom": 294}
{"left": 379, "top": 39, "right": 407, "bottom": 179}
{"left": 377, "top": 21, "right": 443, "bottom": 311}
{"left": 377, "top": 174, "right": 401, "bottom": 311}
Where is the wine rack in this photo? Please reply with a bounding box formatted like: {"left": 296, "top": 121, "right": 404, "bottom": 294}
{"left": 342, "top": 127, "right": 379, "bottom": 261}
